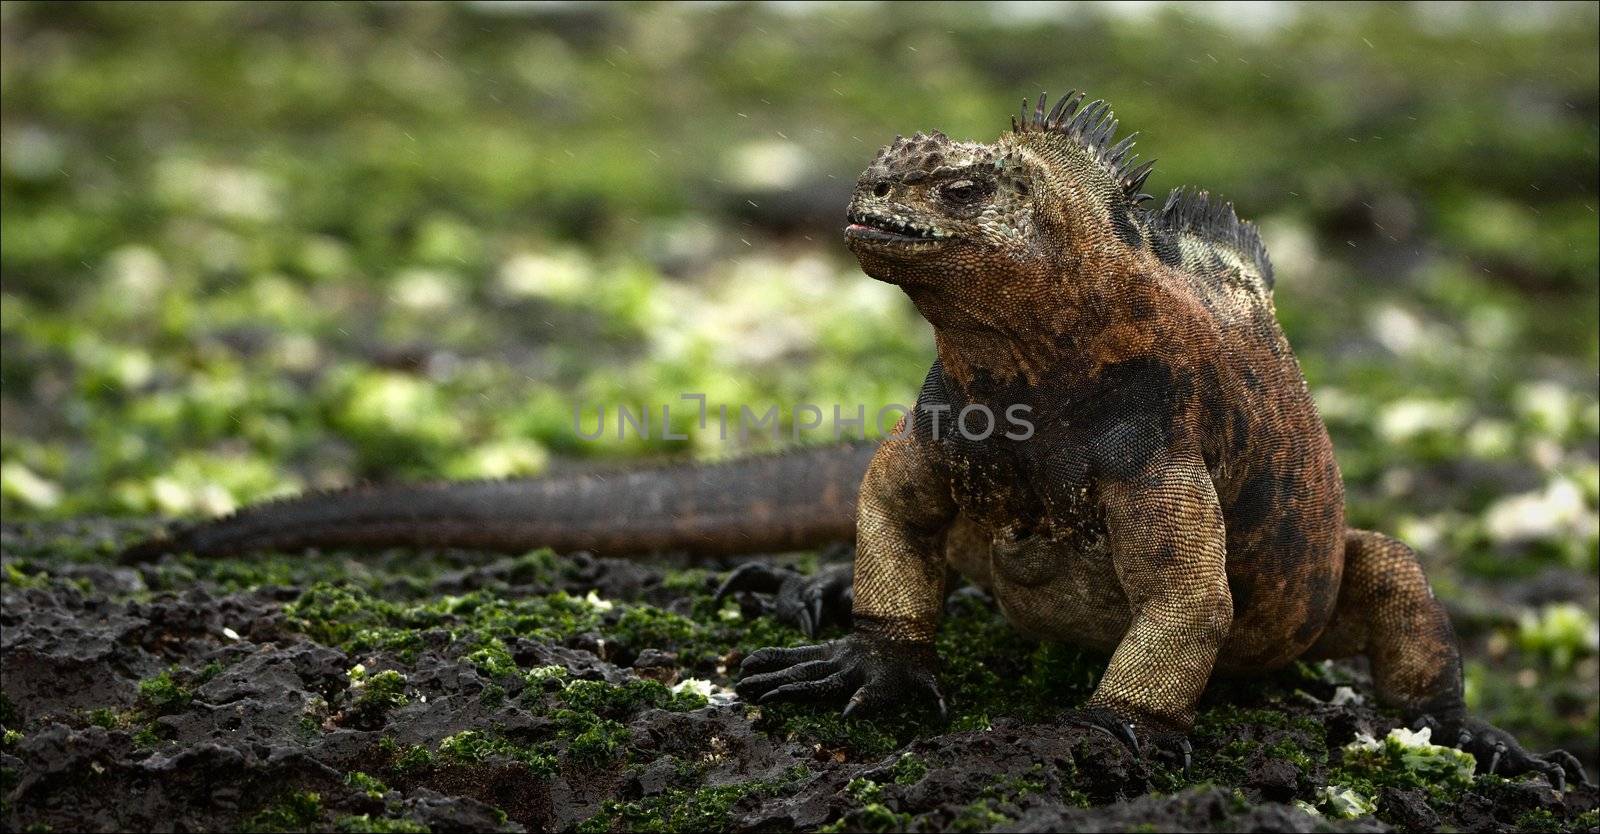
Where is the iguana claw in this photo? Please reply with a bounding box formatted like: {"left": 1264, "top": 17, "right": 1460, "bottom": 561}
{"left": 1063, "top": 707, "right": 1142, "bottom": 757}
{"left": 1425, "top": 714, "right": 1591, "bottom": 791}
{"left": 1062, "top": 707, "right": 1200, "bottom": 776}
{"left": 715, "top": 562, "right": 853, "bottom": 638}
{"left": 737, "top": 631, "right": 942, "bottom": 718}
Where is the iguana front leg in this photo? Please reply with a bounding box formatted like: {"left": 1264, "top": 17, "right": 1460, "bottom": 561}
{"left": 1083, "top": 448, "right": 1232, "bottom": 741}
{"left": 737, "top": 433, "right": 956, "bottom": 712}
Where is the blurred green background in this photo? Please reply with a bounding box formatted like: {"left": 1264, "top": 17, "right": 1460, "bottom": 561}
{"left": 1, "top": 2, "right": 1596, "bottom": 762}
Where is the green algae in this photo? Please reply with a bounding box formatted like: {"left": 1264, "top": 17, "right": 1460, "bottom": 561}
{"left": 331, "top": 815, "right": 428, "bottom": 833}
{"left": 136, "top": 668, "right": 192, "bottom": 716}
{"left": 437, "top": 730, "right": 558, "bottom": 776}
{"left": 345, "top": 668, "right": 408, "bottom": 727}
{"left": 888, "top": 752, "right": 927, "bottom": 785}
{"left": 576, "top": 764, "right": 810, "bottom": 834}
{"left": 343, "top": 771, "right": 388, "bottom": 800}
{"left": 241, "top": 790, "right": 323, "bottom": 833}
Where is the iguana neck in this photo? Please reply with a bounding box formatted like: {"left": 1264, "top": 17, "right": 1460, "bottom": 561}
{"left": 932, "top": 326, "right": 1063, "bottom": 393}
{"left": 922, "top": 270, "right": 1159, "bottom": 396}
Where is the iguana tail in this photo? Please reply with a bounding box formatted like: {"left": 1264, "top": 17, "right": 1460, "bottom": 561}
{"left": 117, "top": 442, "right": 877, "bottom": 562}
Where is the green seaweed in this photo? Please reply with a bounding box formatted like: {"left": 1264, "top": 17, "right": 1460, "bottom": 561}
{"left": 241, "top": 791, "right": 323, "bottom": 833}
{"left": 343, "top": 771, "right": 388, "bottom": 800}
{"left": 436, "top": 730, "right": 558, "bottom": 777}
{"left": 331, "top": 816, "right": 428, "bottom": 834}
{"left": 889, "top": 752, "right": 927, "bottom": 785}
{"left": 136, "top": 668, "right": 192, "bottom": 716}
{"left": 346, "top": 669, "right": 409, "bottom": 727}
{"left": 1, "top": 563, "right": 49, "bottom": 591}
{"left": 576, "top": 764, "right": 809, "bottom": 833}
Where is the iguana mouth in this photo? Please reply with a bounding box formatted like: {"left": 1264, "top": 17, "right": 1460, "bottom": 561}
{"left": 844, "top": 211, "right": 947, "bottom": 244}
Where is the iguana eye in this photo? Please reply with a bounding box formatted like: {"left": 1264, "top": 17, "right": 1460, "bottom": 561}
{"left": 938, "top": 178, "right": 992, "bottom": 206}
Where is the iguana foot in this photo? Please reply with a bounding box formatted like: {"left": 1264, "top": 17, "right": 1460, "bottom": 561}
{"left": 715, "top": 562, "right": 853, "bottom": 637}
{"left": 1062, "top": 707, "right": 1142, "bottom": 756}
{"left": 1414, "top": 714, "right": 1591, "bottom": 791}
{"left": 1062, "top": 707, "right": 1193, "bottom": 775}
{"left": 736, "top": 633, "right": 944, "bottom": 718}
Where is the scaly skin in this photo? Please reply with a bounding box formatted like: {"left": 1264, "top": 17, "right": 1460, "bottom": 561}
{"left": 737, "top": 91, "right": 1587, "bottom": 788}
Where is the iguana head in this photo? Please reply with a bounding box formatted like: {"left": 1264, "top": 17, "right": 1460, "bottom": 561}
{"left": 844, "top": 92, "right": 1156, "bottom": 315}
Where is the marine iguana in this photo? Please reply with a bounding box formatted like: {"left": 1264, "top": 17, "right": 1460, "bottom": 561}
{"left": 121, "top": 90, "right": 1588, "bottom": 789}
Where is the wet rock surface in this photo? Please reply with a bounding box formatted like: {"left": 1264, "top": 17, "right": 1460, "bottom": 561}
{"left": 2, "top": 520, "right": 1595, "bottom": 833}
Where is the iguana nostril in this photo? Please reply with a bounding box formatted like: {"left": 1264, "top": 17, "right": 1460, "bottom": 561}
{"left": 873, "top": 182, "right": 890, "bottom": 198}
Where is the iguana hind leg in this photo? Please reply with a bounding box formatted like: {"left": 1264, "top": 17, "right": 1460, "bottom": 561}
{"left": 1308, "top": 528, "right": 1590, "bottom": 788}
{"left": 1307, "top": 529, "right": 1462, "bottom": 714}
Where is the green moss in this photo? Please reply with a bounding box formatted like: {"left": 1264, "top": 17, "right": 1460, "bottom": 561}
{"left": 242, "top": 791, "right": 323, "bottom": 833}
{"left": 347, "top": 669, "right": 408, "bottom": 726}
{"left": 1, "top": 729, "right": 21, "bottom": 749}
{"left": 463, "top": 641, "right": 518, "bottom": 679}
{"left": 558, "top": 678, "right": 705, "bottom": 716}
{"left": 285, "top": 583, "right": 605, "bottom": 669}
{"left": 1, "top": 563, "right": 49, "bottom": 591}
{"left": 844, "top": 777, "right": 883, "bottom": 804}
{"left": 1317, "top": 785, "right": 1378, "bottom": 819}
{"left": 524, "top": 664, "right": 567, "bottom": 690}
{"left": 558, "top": 712, "right": 629, "bottom": 767}
{"left": 660, "top": 568, "right": 711, "bottom": 593}
{"left": 85, "top": 708, "right": 121, "bottom": 730}
{"left": 504, "top": 549, "right": 561, "bottom": 585}
{"left": 819, "top": 802, "right": 910, "bottom": 834}
{"left": 436, "top": 730, "right": 558, "bottom": 777}
{"left": 1330, "top": 727, "right": 1475, "bottom": 804}
{"left": 297, "top": 716, "right": 323, "bottom": 741}
{"left": 950, "top": 801, "right": 1011, "bottom": 833}
{"left": 470, "top": 677, "right": 707, "bottom": 771}
{"left": 344, "top": 771, "right": 388, "bottom": 799}
{"left": 283, "top": 584, "right": 413, "bottom": 651}
{"left": 195, "top": 661, "right": 225, "bottom": 686}
{"left": 137, "top": 668, "right": 192, "bottom": 715}
{"left": 613, "top": 606, "right": 697, "bottom": 649}
{"left": 753, "top": 703, "right": 905, "bottom": 760}
{"left": 818, "top": 780, "right": 911, "bottom": 833}
{"left": 1513, "top": 808, "right": 1564, "bottom": 832}
{"left": 380, "top": 736, "right": 435, "bottom": 776}
{"left": 889, "top": 752, "right": 927, "bottom": 785}
{"left": 131, "top": 724, "right": 163, "bottom": 750}
{"left": 1162, "top": 701, "right": 1328, "bottom": 791}
{"left": 331, "top": 815, "right": 428, "bottom": 834}
{"left": 576, "top": 764, "right": 808, "bottom": 833}
{"left": 981, "top": 768, "right": 1048, "bottom": 802}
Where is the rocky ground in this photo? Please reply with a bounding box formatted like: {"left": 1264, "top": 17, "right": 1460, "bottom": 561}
{"left": 2, "top": 520, "right": 1595, "bottom": 833}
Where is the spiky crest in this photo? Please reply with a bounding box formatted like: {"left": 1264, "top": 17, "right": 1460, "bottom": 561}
{"left": 1010, "top": 90, "right": 1156, "bottom": 202}
{"left": 1008, "top": 91, "right": 1272, "bottom": 294}
{"left": 1150, "top": 187, "right": 1275, "bottom": 293}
